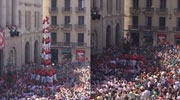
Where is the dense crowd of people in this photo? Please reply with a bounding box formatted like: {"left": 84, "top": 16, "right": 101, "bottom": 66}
{"left": 91, "top": 45, "right": 180, "bottom": 100}
{"left": 0, "top": 62, "right": 91, "bottom": 100}
{"left": 1, "top": 44, "right": 180, "bottom": 100}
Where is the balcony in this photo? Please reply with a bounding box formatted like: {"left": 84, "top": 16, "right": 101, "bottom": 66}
{"left": 173, "top": 27, "right": 180, "bottom": 32}
{"left": 61, "top": 24, "right": 72, "bottom": 31}
{"left": 51, "top": 42, "right": 87, "bottom": 48}
{"left": 129, "top": 25, "right": 142, "bottom": 30}
{"left": 62, "top": 7, "right": 72, "bottom": 13}
{"left": 76, "top": 7, "right": 86, "bottom": 13}
{"left": 51, "top": 41, "right": 58, "bottom": 47}
{"left": 142, "top": 8, "right": 154, "bottom": 14}
{"left": 75, "top": 24, "right": 86, "bottom": 31}
{"left": 50, "top": 24, "right": 59, "bottom": 31}
{"left": 174, "top": 8, "right": 180, "bottom": 15}
{"left": 129, "top": 8, "right": 141, "bottom": 15}
{"left": 142, "top": 26, "right": 155, "bottom": 31}
{"left": 49, "top": 7, "right": 58, "bottom": 13}
{"left": 156, "top": 26, "right": 168, "bottom": 31}
{"left": 156, "top": 8, "right": 168, "bottom": 15}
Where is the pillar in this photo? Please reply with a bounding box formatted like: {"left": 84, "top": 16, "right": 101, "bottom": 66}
{"left": 1, "top": 0, "right": 6, "bottom": 28}
{"left": 12, "top": 0, "right": 18, "bottom": 26}
{"left": 6, "top": 0, "right": 12, "bottom": 25}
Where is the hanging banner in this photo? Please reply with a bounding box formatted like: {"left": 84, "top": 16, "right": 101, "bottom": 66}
{"left": 0, "top": 31, "right": 5, "bottom": 50}
{"left": 76, "top": 50, "right": 85, "bottom": 61}
{"left": 157, "top": 34, "right": 166, "bottom": 45}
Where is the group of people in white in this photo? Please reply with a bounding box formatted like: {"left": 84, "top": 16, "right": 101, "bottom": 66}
{"left": 30, "top": 65, "right": 57, "bottom": 84}
{"left": 0, "top": 62, "right": 91, "bottom": 100}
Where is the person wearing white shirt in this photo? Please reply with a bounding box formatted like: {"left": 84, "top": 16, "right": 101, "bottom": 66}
{"left": 140, "top": 90, "right": 151, "bottom": 100}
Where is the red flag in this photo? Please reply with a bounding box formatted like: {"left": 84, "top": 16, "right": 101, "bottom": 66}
{"left": 0, "top": 31, "right": 5, "bottom": 50}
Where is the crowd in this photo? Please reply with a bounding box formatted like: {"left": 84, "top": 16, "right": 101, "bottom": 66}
{"left": 1, "top": 44, "right": 180, "bottom": 100}
{"left": 91, "top": 45, "right": 180, "bottom": 100}
{"left": 0, "top": 62, "right": 91, "bottom": 100}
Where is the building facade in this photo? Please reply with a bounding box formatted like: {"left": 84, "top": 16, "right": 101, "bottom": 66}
{"left": 124, "top": 0, "right": 180, "bottom": 46}
{"left": 91, "top": 0, "right": 123, "bottom": 55}
{"left": 43, "top": 0, "right": 91, "bottom": 63}
{"left": 0, "top": 0, "right": 42, "bottom": 74}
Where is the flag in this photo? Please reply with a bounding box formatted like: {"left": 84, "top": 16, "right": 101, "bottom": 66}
{"left": 0, "top": 31, "right": 5, "bottom": 50}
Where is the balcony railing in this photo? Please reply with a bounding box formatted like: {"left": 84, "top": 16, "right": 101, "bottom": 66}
{"left": 129, "top": 8, "right": 141, "bottom": 14}
{"left": 129, "top": 25, "right": 142, "bottom": 30}
{"left": 156, "top": 26, "right": 168, "bottom": 31}
{"left": 142, "top": 26, "right": 155, "bottom": 31}
{"left": 174, "top": 8, "right": 180, "bottom": 15}
{"left": 76, "top": 7, "right": 86, "bottom": 13}
{"left": 51, "top": 42, "right": 87, "bottom": 48}
{"left": 61, "top": 24, "right": 72, "bottom": 31}
{"left": 173, "top": 27, "right": 180, "bottom": 32}
{"left": 50, "top": 24, "right": 59, "bottom": 30}
{"left": 75, "top": 24, "right": 86, "bottom": 31}
{"left": 142, "top": 8, "right": 154, "bottom": 14}
{"left": 62, "top": 7, "right": 72, "bottom": 13}
{"left": 156, "top": 8, "right": 168, "bottom": 14}
{"left": 49, "top": 7, "right": 58, "bottom": 13}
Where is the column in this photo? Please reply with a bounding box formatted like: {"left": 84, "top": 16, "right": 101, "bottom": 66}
{"left": 1, "top": 0, "right": 6, "bottom": 28}
{"left": 12, "top": 0, "right": 18, "bottom": 26}
{"left": 6, "top": 0, "right": 12, "bottom": 25}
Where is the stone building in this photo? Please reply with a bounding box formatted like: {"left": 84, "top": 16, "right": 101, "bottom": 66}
{"left": 0, "top": 0, "right": 42, "bottom": 74}
{"left": 91, "top": 0, "right": 123, "bottom": 55}
{"left": 124, "top": 0, "right": 180, "bottom": 46}
{"left": 43, "top": 0, "right": 91, "bottom": 63}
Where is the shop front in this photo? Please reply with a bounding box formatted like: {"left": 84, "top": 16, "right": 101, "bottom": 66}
{"left": 174, "top": 35, "right": 180, "bottom": 45}
{"left": 143, "top": 32, "right": 153, "bottom": 46}
{"left": 62, "top": 48, "right": 72, "bottom": 63}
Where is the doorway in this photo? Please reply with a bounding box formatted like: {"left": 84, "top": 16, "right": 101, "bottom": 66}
{"left": 131, "top": 32, "right": 140, "bottom": 47}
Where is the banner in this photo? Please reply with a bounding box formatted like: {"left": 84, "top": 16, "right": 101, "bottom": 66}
{"left": 157, "top": 34, "right": 166, "bottom": 45}
{"left": 0, "top": 31, "right": 5, "bottom": 50}
{"left": 76, "top": 50, "right": 85, "bottom": 61}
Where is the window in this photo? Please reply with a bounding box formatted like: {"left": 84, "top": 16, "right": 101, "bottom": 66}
{"left": 132, "top": 16, "right": 138, "bottom": 26}
{"left": 64, "top": 33, "right": 70, "bottom": 43}
{"left": 146, "top": 0, "right": 152, "bottom": 8}
{"left": 25, "top": 11, "right": 31, "bottom": 29}
{"left": 29, "top": 11, "right": 31, "bottom": 28}
{"left": 116, "top": 0, "right": 120, "bottom": 11}
{"left": 159, "top": 17, "right": 166, "bottom": 27}
{"left": 100, "top": 0, "right": 103, "bottom": 10}
{"left": 65, "top": 16, "right": 70, "bottom": 24}
{"left": 177, "top": 18, "right": 180, "bottom": 27}
{"left": 145, "top": 16, "right": 152, "bottom": 27}
{"left": 37, "top": 12, "right": 40, "bottom": 30}
{"left": 78, "top": 0, "right": 85, "bottom": 8}
{"left": 34, "top": 12, "right": 36, "bottom": 28}
{"left": 65, "top": 0, "right": 71, "bottom": 10}
{"left": 25, "top": 11, "right": 28, "bottom": 28}
{"left": 92, "top": 0, "right": 96, "bottom": 8}
{"left": 107, "top": 0, "right": 112, "bottom": 12}
{"left": 78, "top": 33, "right": 84, "bottom": 43}
{"left": 18, "top": 10, "right": 21, "bottom": 28}
{"left": 133, "top": 0, "right": 139, "bottom": 8}
{"left": 35, "top": 11, "right": 40, "bottom": 29}
{"left": 160, "top": 0, "right": 166, "bottom": 8}
{"left": 51, "top": 32, "right": 57, "bottom": 43}
{"left": 178, "top": 0, "right": 180, "bottom": 8}
{"left": 51, "top": 16, "right": 57, "bottom": 25}
{"left": 78, "top": 16, "right": 84, "bottom": 25}
{"left": 51, "top": 0, "right": 57, "bottom": 7}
